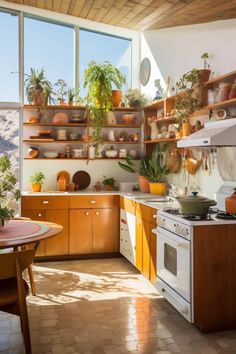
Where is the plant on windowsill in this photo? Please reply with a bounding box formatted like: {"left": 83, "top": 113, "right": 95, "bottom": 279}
{"left": 67, "top": 87, "right": 82, "bottom": 106}
{"left": 0, "top": 156, "right": 20, "bottom": 229}
{"left": 29, "top": 171, "right": 45, "bottom": 193}
{"left": 199, "top": 52, "right": 211, "bottom": 82}
{"left": 102, "top": 176, "right": 117, "bottom": 191}
{"left": 83, "top": 61, "right": 126, "bottom": 150}
{"left": 54, "top": 79, "right": 67, "bottom": 105}
{"left": 174, "top": 68, "right": 200, "bottom": 136}
{"left": 124, "top": 89, "right": 148, "bottom": 110}
{"left": 25, "top": 68, "right": 53, "bottom": 105}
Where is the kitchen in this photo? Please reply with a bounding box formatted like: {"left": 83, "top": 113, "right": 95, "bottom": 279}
{"left": 1, "top": 1, "right": 236, "bottom": 354}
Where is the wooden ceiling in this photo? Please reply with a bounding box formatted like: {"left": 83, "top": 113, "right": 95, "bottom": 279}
{"left": 5, "top": 0, "right": 236, "bottom": 30}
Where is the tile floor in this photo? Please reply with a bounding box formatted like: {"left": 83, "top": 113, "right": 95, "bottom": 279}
{"left": 1, "top": 257, "right": 236, "bottom": 354}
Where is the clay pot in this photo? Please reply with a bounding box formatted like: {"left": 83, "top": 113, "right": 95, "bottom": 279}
{"left": 182, "top": 121, "right": 192, "bottom": 137}
{"left": 57, "top": 177, "right": 67, "bottom": 192}
{"left": 27, "top": 147, "right": 40, "bottom": 159}
{"left": 112, "top": 90, "right": 122, "bottom": 107}
{"left": 32, "top": 89, "right": 44, "bottom": 105}
{"left": 138, "top": 176, "right": 150, "bottom": 193}
{"left": 198, "top": 69, "right": 211, "bottom": 83}
{"left": 104, "top": 184, "right": 114, "bottom": 191}
{"left": 31, "top": 183, "right": 42, "bottom": 192}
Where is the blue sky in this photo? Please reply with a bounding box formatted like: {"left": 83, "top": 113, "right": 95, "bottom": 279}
{"left": 0, "top": 11, "right": 131, "bottom": 103}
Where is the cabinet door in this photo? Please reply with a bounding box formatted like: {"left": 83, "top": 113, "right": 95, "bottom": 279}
{"left": 69, "top": 209, "right": 92, "bottom": 254}
{"left": 92, "top": 209, "right": 113, "bottom": 253}
{"left": 21, "top": 209, "right": 46, "bottom": 257}
{"left": 45, "top": 210, "right": 69, "bottom": 256}
{"left": 142, "top": 220, "right": 151, "bottom": 279}
{"left": 150, "top": 223, "right": 157, "bottom": 283}
{"left": 136, "top": 217, "right": 143, "bottom": 272}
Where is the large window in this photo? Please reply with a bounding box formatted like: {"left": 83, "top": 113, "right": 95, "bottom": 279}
{"left": 24, "top": 17, "right": 74, "bottom": 102}
{"left": 79, "top": 29, "right": 132, "bottom": 97}
{"left": 0, "top": 10, "right": 19, "bottom": 103}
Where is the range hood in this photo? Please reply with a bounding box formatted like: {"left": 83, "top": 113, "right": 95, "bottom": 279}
{"left": 177, "top": 118, "right": 236, "bottom": 148}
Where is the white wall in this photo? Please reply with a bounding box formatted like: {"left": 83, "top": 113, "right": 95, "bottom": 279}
{"left": 141, "top": 19, "right": 236, "bottom": 198}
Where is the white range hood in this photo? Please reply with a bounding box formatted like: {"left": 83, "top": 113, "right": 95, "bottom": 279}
{"left": 177, "top": 119, "right": 236, "bottom": 148}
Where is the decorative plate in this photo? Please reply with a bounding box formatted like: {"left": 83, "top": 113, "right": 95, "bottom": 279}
{"left": 140, "top": 57, "right": 151, "bottom": 86}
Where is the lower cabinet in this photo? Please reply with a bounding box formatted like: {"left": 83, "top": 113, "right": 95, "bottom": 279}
{"left": 70, "top": 209, "right": 92, "bottom": 254}
{"left": 92, "top": 209, "right": 114, "bottom": 253}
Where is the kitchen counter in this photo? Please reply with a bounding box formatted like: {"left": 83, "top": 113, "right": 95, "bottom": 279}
{"left": 21, "top": 190, "right": 179, "bottom": 210}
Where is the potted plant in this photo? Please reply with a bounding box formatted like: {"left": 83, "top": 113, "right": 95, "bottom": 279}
{"left": 199, "top": 52, "right": 211, "bottom": 82}
{"left": 147, "top": 144, "right": 170, "bottom": 195}
{"left": 102, "top": 176, "right": 117, "bottom": 191}
{"left": 118, "top": 156, "right": 153, "bottom": 193}
{"left": 30, "top": 171, "right": 45, "bottom": 192}
{"left": 25, "top": 68, "right": 52, "bottom": 105}
{"left": 67, "top": 87, "right": 80, "bottom": 105}
{"left": 84, "top": 61, "right": 126, "bottom": 147}
{"left": 124, "top": 89, "right": 148, "bottom": 110}
{"left": 0, "top": 156, "right": 20, "bottom": 228}
{"left": 54, "top": 79, "right": 67, "bottom": 105}
{"left": 174, "top": 68, "right": 200, "bottom": 136}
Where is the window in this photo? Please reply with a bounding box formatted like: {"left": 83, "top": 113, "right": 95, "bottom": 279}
{"left": 24, "top": 17, "right": 74, "bottom": 103}
{"left": 79, "top": 29, "right": 132, "bottom": 97}
{"left": 0, "top": 110, "right": 20, "bottom": 175}
{"left": 0, "top": 10, "right": 19, "bottom": 103}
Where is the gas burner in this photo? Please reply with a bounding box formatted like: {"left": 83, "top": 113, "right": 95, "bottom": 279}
{"left": 216, "top": 212, "right": 236, "bottom": 220}
{"left": 183, "top": 215, "right": 213, "bottom": 221}
{"left": 163, "top": 208, "right": 181, "bottom": 215}
{"left": 209, "top": 207, "right": 219, "bottom": 214}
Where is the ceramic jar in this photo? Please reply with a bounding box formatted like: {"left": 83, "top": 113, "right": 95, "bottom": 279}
{"left": 73, "top": 148, "right": 84, "bottom": 158}
{"left": 27, "top": 146, "right": 40, "bottom": 159}
{"left": 229, "top": 80, "right": 236, "bottom": 100}
{"left": 105, "top": 146, "right": 118, "bottom": 158}
{"left": 89, "top": 145, "right": 96, "bottom": 159}
{"left": 219, "top": 82, "right": 231, "bottom": 102}
{"left": 57, "top": 129, "right": 67, "bottom": 140}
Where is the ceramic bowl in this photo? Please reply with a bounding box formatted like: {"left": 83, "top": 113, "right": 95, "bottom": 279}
{"left": 122, "top": 114, "right": 135, "bottom": 125}
{"left": 105, "top": 149, "right": 118, "bottom": 158}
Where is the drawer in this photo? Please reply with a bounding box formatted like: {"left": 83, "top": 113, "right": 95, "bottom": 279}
{"left": 120, "top": 197, "right": 136, "bottom": 215}
{"left": 69, "top": 195, "right": 114, "bottom": 209}
{"left": 136, "top": 202, "right": 157, "bottom": 224}
{"left": 21, "top": 196, "right": 69, "bottom": 210}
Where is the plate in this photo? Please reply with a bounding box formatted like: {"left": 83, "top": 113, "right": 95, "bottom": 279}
{"left": 72, "top": 171, "right": 91, "bottom": 190}
{"left": 140, "top": 57, "right": 151, "bottom": 86}
{"left": 57, "top": 170, "right": 70, "bottom": 183}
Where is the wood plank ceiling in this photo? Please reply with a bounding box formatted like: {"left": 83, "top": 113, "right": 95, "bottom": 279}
{"left": 5, "top": 0, "right": 236, "bottom": 30}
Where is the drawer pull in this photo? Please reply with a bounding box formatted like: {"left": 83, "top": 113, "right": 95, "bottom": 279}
{"left": 85, "top": 212, "right": 89, "bottom": 216}
{"left": 153, "top": 214, "right": 157, "bottom": 219}
{"left": 90, "top": 200, "right": 96, "bottom": 204}
{"left": 95, "top": 211, "right": 100, "bottom": 215}
{"left": 38, "top": 213, "right": 42, "bottom": 217}
{"left": 42, "top": 201, "right": 49, "bottom": 204}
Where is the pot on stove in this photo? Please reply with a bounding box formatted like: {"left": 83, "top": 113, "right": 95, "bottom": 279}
{"left": 176, "top": 192, "right": 217, "bottom": 218}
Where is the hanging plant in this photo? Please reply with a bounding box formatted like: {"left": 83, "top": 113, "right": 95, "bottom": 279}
{"left": 84, "top": 61, "right": 126, "bottom": 148}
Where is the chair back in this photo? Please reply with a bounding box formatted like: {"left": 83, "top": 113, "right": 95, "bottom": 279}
{"left": 0, "top": 249, "right": 36, "bottom": 280}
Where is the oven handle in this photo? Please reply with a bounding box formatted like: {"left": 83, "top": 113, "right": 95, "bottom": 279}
{"left": 152, "top": 226, "right": 190, "bottom": 248}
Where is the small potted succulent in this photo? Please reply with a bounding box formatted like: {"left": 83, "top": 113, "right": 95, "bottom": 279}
{"left": 199, "top": 52, "right": 211, "bottom": 82}
{"left": 0, "top": 156, "right": 20, "bottom": 228}
{"left": 124, "top": 89, "right": 148, "bottom": 110}
{"left": 25, "top": 68, "right": 52, "bottom": 105}
{"left": 102, "top": 176, "right": 117, "bottom": 191}
{"left": 30, "top": 171, "right": 45, "bottom": 192}
{"left": 67, "top": 87, "right": 81, "bottom": 105}
{"left": 54, "top": 79, "right": 67, "bottom": 105}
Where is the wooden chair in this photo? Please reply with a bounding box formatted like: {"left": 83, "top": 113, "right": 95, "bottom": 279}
{"left": 0, "top": 248, "right": 36, "bottom": 354}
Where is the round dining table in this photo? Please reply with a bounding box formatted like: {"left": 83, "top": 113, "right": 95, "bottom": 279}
{"left": 0, "top": 219, "right": 63, "bottom": 249}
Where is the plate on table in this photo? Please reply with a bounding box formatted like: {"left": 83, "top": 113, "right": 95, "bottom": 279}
{"left": 72, "top": 171, "right": 91, "bottom": 190}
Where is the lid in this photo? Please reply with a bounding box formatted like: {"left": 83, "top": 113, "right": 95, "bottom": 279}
{"left": 177, "top": 193, "right": 214, "bottom": 203}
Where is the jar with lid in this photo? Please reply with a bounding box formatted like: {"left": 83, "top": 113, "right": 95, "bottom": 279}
{"left": 229, "top": 79, "right": 236, "bottom": 100}
{"left": 219, "top": 82, "right": 231, "bottom": 102}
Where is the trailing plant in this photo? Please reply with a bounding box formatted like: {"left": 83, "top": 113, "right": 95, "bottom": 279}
{"left": 118, "top": 144, "right": 169, "bottom": 183}
{"left": 102, "top": 176, "right": 116, "bottom": 188}
{"left": 201, "top": 52, "right": 210, "bottom": 69}
{"left": 174, "top": 68, "right": 200, "bottom": 122}
{"left": 29, "top": 171, "right": 45, "bottom": 185}
{"left": 54, "top": 79, "right": 67, "bottom": 102}
{"left": 84, "top": 61, "right": 126, "bottom": 147}
{"left": 0, "top": 156, "right": 20, "bottom": 227}
{"left": 25, "top": 68, "right": 52, "bottom": 105}
{"left": 124, "top": 89, "right": 148, "bottom": 110}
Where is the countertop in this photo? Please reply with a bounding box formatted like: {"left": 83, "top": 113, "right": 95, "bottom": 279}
{"left": 21, "top": 190, "right": 179, "bottom": 210}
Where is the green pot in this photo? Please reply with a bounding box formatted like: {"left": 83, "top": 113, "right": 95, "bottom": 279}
{"left": 176, "top": 194, "right": 217, "bottom": 217}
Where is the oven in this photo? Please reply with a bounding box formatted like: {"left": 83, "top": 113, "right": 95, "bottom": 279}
{"left": 153, "top": 224, "right": 192, "bottom": 322}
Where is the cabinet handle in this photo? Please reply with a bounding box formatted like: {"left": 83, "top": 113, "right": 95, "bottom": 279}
{"left": 90, "top": 200, "right": 96, "bottom": 204}
{"left": 38, "top": 213, "right": 42, "bottom": 217}
{"left": 42, "top": 201, "right": 49, "bottom": 204}
{"left": 85, "top": 212, "right": 89, "bottom": 216}
{"left": 153, "top": 214, "right": 157, "bottom": 219}
{"left": 95, "top": 211, "right": 100, "bottom": 215}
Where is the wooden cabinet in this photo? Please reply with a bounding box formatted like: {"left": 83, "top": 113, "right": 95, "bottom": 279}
{"left": 22, "top": 196, "right": 69, "bottom": 210}
{"left": 45, "top": 210, "right": 69, "bottom": 256}
{"left": 120, "top": 196, "right": 136, "bottom": 215}
{"left": 69, "top": 209, "right": 92, "bottom": 254}
{"left": 136, "top": 217, "right": 143, "bottom": 272}
{"left": 70, "top": 195, "right": 114, "bottom": 209}
{"left": 150, "top": 224, "right": 157, "bottom": 283}
{"left": 92, "top": 209, "right": 114, "bottom": 253}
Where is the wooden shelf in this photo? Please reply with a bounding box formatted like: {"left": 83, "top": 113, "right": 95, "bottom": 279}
{"left": 144, "top": 99, "right": 165, "bottom": 110}
{"left": 156, "top": 116, "right": 176, "bottom": 123}
{"left": 23, "top": 140, "right": 85, "bottom": 144}
{"left": 23, "top": 123, "right": 88, "bottom": 127}
{"left": 98, "top": 141, "right": 141, "bottom": 145}
{"left": 204, "top": 98, "right": 236, "bottom": 110}
{"left": 24, "top": 157, "right": 139, "bottom": 161}
{"left": 204, "top": 70, "right": 236, "bottom": 87}
{"left": 101, "top": 124, "right": 141, "bottom": 128}
{"left": 23, "top": 105, "right": 136, "bottom": 111}
{"left": 144, "top": 138, "right": 179, "bottom": 144}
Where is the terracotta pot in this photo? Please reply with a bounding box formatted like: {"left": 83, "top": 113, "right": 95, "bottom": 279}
{"left": 112, "top": 90, "right": 122, "bottom": 107}
{"left": 104, "top": 184, "right": 114, "bottom": 191}
{"left": 149, "top": 182, "right": 167, "bottom": 195}
{"left": 57, "top": 177, "right": 67, "bottom": 192}
{"left": 31, "top": 183, "right": 42, "bottom": 192}
{"left": 225, "top": 192, "right": 236, "bottom": 214}
{"left": 182, "top": 121, "right": 192, "bottom": 137}
{"left": 32, "top": 89, "right": 44, "bottom": 105}
{"left": 138, "top": 176, "right": 150, "bottom": 193}
{"left": 198, "top": 69, "right": 211, "bottom": 83}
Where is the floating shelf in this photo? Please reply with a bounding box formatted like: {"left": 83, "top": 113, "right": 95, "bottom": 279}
{"left": 23, "top": 140, "right": 85, "bottom": 144}
{"left": 204, "top": 98, "right": 236, "bottom": 110}
{"left": 144, "top": 99, "right": 165, "bottom": 110}
{"left": 24, "top": 157, "right": 139, "bottom": 161}
{"left": 155, "top": 116, "right": 176, "bottom": 123}
{"left": 144, "top": 138, "right": 179, "bottom": 144}
{"left": 23, "top": 122, "right": 88, "bottom": 127}
{"left": 23, "top": 105, "right": 136, "bottom": 111}
{"left": 96, "top": 141, "right": 141, "bottom": 145}
{"left": 204, "top": 70, "right": 236, "bottom": 87}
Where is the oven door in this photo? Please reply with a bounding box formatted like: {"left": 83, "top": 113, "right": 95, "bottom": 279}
{"left": 156, "top": 226, "right": 191, "bottom": 302}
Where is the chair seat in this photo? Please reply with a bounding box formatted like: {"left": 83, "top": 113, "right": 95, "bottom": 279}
{"left": 0, "top": 278, "right": 29, "bottom": 306}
